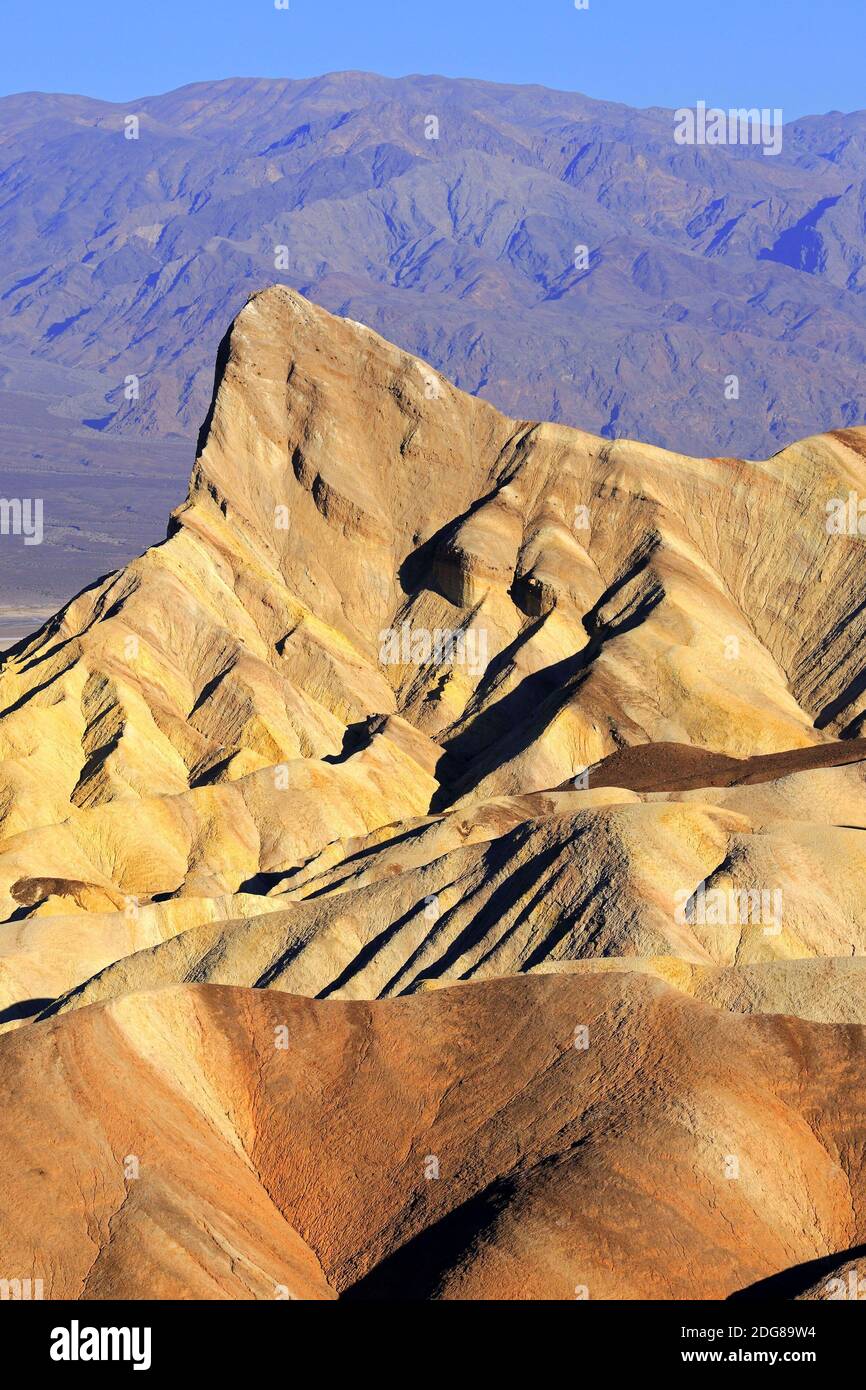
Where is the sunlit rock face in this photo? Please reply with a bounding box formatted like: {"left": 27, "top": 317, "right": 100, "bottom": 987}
{"left": 1, "top": 287, "right": 865, "bottom": 1299}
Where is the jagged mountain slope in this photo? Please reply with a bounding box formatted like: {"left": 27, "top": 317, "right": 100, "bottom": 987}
{"left": 4, "top": 74, "right": 866, "bottom": 617}
{"left": 2, "top": 288, "right": 866, "bottom": 1301}
{"left": 6, "top": 76, "right": 866, "bottom": 455}
{"left": 2, "top": 286, "right": 866, "bottom": 1028}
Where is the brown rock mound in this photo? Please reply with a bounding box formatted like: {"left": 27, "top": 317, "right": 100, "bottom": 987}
{"left": 1, "top": 974, "right": 864, "bottom": 1301}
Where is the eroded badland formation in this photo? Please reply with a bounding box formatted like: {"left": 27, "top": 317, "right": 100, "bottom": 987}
{"left": 1, "top": 286, "right": 865, "bottom": 1300}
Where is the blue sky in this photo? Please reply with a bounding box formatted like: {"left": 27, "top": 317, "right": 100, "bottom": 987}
{"left": 1, "top": 0, "right": 863, "bottom": 118}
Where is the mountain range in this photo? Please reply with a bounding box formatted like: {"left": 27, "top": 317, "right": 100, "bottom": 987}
{"left": 3, "top": 72, "right": 866, "bottom": 627}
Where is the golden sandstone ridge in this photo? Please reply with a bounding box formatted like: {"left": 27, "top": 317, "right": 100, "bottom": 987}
{"left": 1, "top": 285, "right": 866, "bottom": 1299}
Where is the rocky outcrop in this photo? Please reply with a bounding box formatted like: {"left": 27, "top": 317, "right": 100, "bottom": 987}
{"left": 1, "top": 288, "right": 865, "bottom": 1297}
{"left": 2, "top": 974, "right": 866, "bottom": 1301}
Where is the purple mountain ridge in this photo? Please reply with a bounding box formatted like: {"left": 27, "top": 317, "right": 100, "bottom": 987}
{"left": 1, "top": 71, "right": 866, "bottom": 626}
